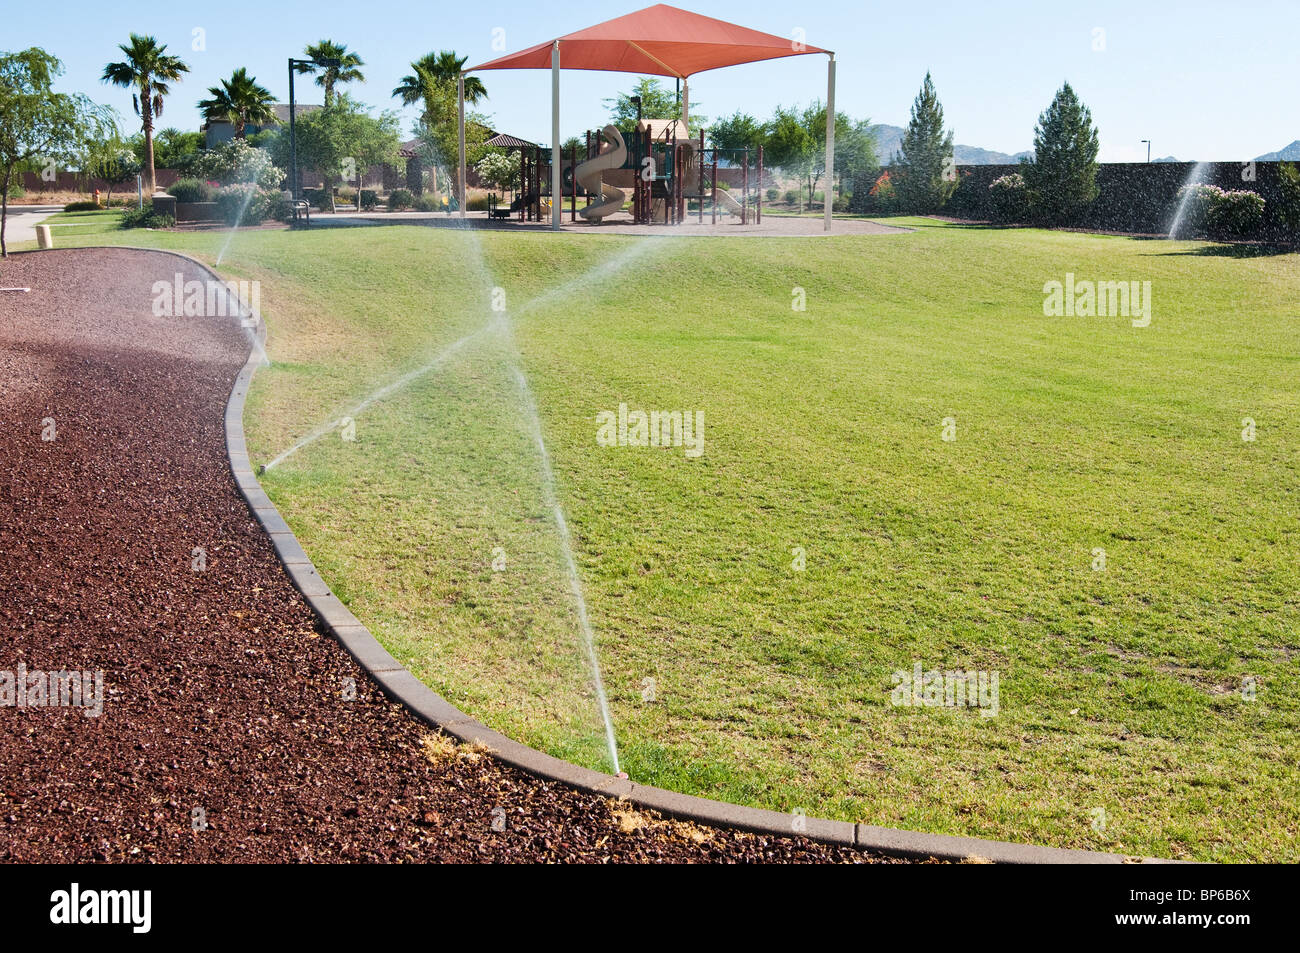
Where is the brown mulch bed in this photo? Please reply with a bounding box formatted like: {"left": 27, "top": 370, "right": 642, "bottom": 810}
{"left": 0, "top": 247, "right": 894, "bottom": 863}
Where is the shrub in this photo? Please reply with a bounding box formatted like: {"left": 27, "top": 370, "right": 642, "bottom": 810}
{"left": 1173, "top": 183, "right": 1220, "bottom": 235}
{"left": 466, "top": 194, "right": 489, "bottom": 212}
{"left": 783, "top": 189, "right": 798, "bottom": 204}
{"left": 1211, "top": 189, "right": 1265, "bottom": 235}
{"left": 388, "top": 188, "right": 413, "bottom": 211}
{"left": 1174, "top": 184, "right": 1265, "bottom": 237}
{"left": 989, "top": 172, "right": 1029, "bottom": 222}
{"left": 63, "top": 201, "right": 99, "bottom": 211}
{"left": 832, "top": 194, "right": 851, "bottom": 213}
{"left": 866, "top": 171, "right": 897, "bottom": 211}
{"left": 169, "top": 178, "right": 216, "bottom": 203}
{"left": 413, "top": 193, "right": 441, "bottom": 212}
{"left": 119, "top": 204, "right": 174, "bottom": 229}
{"left": 1277, "top": 162, "right": 1300, "bottom": 234}
{"left": 766, "top": 187, "right": 780, "bottom": 202}
{"left": 213, "top": 183, "right": 283, "bottom": 226}
{"left": 187, "top": 139, "right": 284, "bottom": 189}
{"left": 336, "top": 186, "right": 357, "bottom": 203}
{"left": 360, "top": 189, "right": 378, "bottom": 210}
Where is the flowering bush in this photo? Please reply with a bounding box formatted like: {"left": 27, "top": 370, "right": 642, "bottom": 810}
{"left": 1211, "top": 188, "right": 1265, "bottom": 235}
{"left": 988, "top": 172, "right": 1028, "bottom": 221}
{"left": 866, "top": 171, "right": 897, "bottom": 211}
{"left": 1175, "top": 183, "right": 1265, "bottom": 236}
{"left": 189, "top": 139, "right": 284, "bottom": 189}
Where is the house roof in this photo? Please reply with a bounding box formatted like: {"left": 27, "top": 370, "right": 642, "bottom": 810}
{"left": 202, "top": 103, "right": 320, "bottom": 131}
{"left": 483, "top": 133, "right": 537, "bottom": 149}
{"left": 399, "top": 122, "right": 498, "bottom": 158}
{"left": 469, "top": 3, "right": 829, "bottom": 78}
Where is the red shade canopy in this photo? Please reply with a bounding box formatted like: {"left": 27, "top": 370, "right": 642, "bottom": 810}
{"left": 468, "top": 3, "right": 829, "bottom": 78}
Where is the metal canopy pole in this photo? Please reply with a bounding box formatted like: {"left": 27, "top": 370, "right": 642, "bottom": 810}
{"left": 824, "top": 53, "right": 836, "bottom": 232}
{"left": 551, "top": 42, "right": 561, "bottom": 230}
{"left": 288, "top": 59, "right": 298, "bottom": 199}
{"left": 457, "top": 73, "right": 466, "bottom": 219}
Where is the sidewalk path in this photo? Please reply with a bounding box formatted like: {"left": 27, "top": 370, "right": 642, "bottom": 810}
{"left": 0, "top": 247, "right": 879, "bottom": 863}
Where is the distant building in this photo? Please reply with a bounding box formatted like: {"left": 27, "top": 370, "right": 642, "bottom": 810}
{"left": 202, "top": 103, "right": 321, "bottom": 149}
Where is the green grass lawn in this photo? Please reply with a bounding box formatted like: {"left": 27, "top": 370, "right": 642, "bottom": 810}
{"left": 22, "top": 210, "right": 1300, "bottom": 861}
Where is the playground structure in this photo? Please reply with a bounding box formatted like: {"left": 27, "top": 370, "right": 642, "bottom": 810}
{"left": 483, "top": 120, "right": 770, "bottom": 227}
{"left": 459, "top": 4, "right": 834, "bottom": 231}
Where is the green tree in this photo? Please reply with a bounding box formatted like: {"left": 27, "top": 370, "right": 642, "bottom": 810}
{"left": 199, "top": 68, "right": 277, "bottom": 139}
{"left": 393, "top": 52, "right": 488, "bottom": 201}
{"left": 296, "top": 40, "right": 365, "bottom": 107}
{"left": 1, "top": 48, "right": 115, "bottom": 256}
{"left": 83, "top": 133, "right": 141, "bottom": 207}
{"left": 393, "top": 51, "right": 486, "bottom": 120}
{"left": 133, "top": 127, "right": 202, "bottom": 170}
{"left": 836, "top": 119, "right": 879, "bottom": 212}
{"left": 265, "top": 94, "right": 400, "bottom": 202}
{"left": 764, "top": 103, "right": 842, "bottom": 211}
{"left": 709, "top": 111, "right": 765, "bottom": 154}
{"left": 604, "top": 78, "right": 703, "bottom": 137}
{"left": 1021, "top": 82, "right": 1100, "bottom": 223}
{"left": 893, "top": 72, "right": 956, "bottom": 213}
{"left": 101, "top": 33, "right": 188, "bottom": 194}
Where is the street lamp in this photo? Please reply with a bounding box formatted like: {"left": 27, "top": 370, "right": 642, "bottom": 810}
{"left": 287, "top": 56, "right": 342, "bottom": 199}
{"left": 1140, "top": 139, "right": 1151, "bottom": 163}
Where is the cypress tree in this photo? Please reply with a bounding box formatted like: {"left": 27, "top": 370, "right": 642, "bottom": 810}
{"left": 1022, "top": 82, "right": 1100, "bottom": 224}
{"left": 894, "top": 72, "right": 956, "bottom": 213}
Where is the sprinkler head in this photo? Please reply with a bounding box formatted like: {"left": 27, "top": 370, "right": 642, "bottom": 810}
{"left": 257, "top": 464, "right": 267, "bottom": 475}
{"left": 617, "top": 771, "right": 629, "bottom": 780}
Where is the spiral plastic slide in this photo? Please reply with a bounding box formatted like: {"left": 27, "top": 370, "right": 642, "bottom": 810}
{"left": 576, "top": 125, "right": 629, "bottom": 222}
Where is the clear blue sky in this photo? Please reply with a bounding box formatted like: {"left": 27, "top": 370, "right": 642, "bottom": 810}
{"left": 7, "top": 0, "right": 1297, "bottom": 161}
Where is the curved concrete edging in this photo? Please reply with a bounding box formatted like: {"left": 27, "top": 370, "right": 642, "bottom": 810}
{"left": 101, "top": 244, "right": 1176, "bottom": 864}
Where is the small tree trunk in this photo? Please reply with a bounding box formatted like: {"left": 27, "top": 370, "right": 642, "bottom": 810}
{"left": 1, "top": 165, "right": 10, "bottom": 258}
{"left": 142, "top": 83, "right": 157, "bottom": 195}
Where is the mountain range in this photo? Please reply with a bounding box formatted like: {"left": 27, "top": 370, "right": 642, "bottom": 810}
{"left": 867, "top": 124, "right": 1031, "bottom": 165}
{"left": 1255, "top": 140, "right": 1300, "bottom": 161}
{"left": 868, "top": 125, "right": 1300, "bottom": 166}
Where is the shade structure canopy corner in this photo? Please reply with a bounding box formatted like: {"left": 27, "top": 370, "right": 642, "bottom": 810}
{"left": 455, "top": 3, "right": 837, "bottom": 230}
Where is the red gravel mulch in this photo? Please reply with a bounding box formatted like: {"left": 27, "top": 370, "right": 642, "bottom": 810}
{"left": 0, "top": 247, "right": 891, "bottom": 863}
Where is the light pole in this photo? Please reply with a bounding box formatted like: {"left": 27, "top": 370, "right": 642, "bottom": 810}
{"left": 288, "top": 55, "right": 341, "bottom": 199}
{"left": 1141, "top": 139, "right": 1151, "bottom": 163}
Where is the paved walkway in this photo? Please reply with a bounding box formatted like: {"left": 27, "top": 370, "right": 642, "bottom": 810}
{"left": 1, "top": 205, "right": 61, "bottom": 249}
{"left": 0, "top": 247, "right": 882, "bottom": 863}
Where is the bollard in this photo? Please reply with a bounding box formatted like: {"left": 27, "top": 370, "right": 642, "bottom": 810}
{"left": 36, "top": 224, "right": 53, "bottom": 249}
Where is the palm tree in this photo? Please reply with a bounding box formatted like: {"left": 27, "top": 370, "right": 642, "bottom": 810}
{"left": 101, "top": 34, "right": 189, "bottom": 194}
{"left": 392, "top": 51, "right": 486, "bottom": 121}
{"left": 198, "top": 68, "right": 278, "bottom": 139}
{"left": 297, "top": 40, "right": 364, "bottom": 108}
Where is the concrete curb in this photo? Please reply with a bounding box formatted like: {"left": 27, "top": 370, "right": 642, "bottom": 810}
{"left": 92, "top": 244, "right": 1178, "bottom": 864}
